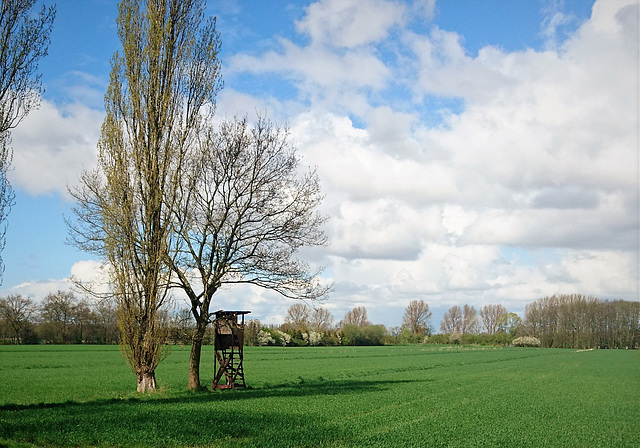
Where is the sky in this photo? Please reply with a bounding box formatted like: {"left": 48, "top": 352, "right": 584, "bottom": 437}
{"left": 2, "top": 0, "right": 638, "bottom": 330}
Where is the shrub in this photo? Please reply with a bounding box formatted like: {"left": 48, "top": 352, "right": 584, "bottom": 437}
{"left": 320, "top": 331, "right": 341, "bottom": 346}
{"left": 257, "top": 329, "right": 275, "bottom": 346}
{"left": 274, "top": 330, "right": 291, "bottom": 346}
{"left": 427, "top": 334, "right": 449, "bottom": 344}
{"left": 303, "top": 331, "right": 323, "bottom": 346}
{"left": 340, "top": 324, "right": 387, "bottom": 346}
{"left": 512, "top": 336, "right": 541, "bottom": 347}
{"left": 363, "top": 325, "right": 387, "bottom": 346}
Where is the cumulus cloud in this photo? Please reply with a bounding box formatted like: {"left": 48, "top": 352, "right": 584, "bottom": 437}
{"left": 5, "top": 0, "right": 636, "bottom": 328}
{"left": 8, "top": 99, "right": 102, "bottom": 197}
{"left": 227, "top": 0, "right": 638, "bottom": 322}
{"left": 295, "top": 0, "right": 406, "bottom": 48}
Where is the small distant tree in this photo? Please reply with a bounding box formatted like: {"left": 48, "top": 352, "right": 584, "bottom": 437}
{"left": 497, "top": 312, "right": 522, "bottom": 336}
{"left": 440, "top": 305, "right": 462, "bottom": 334}
{"left": 0, "top": 294, "right": 36, "bottom": 344}
{"left": 170, "top": 308, "right": 195, "bottom": 345}
{"left": 480, "top": 304, "right": 507, "bottom": 335}
{"left": 244, "top": 319, "right": 262, "bottom": 346}
{"left": 310, "top": 306, "right": 334, "bottom": 332}
{"left": 73, "top": 299, "right": 94, "bottom": 343}
{"left": 402, "top": 299, "right": 432, "bottom": 336}
{"left": 341, "top": 306, "right": 370, "bottom": 327}
{"left": 285, "top": 303, "right": 310, "bottom": 330}
{"left": 461, "top": 304, "right": 479, "bottom": 335}
{"left": 40, "top": 291, "right": 77, "bottom": 343}
{"left": 94, "top": 298, "right": 118, "bottom": 344}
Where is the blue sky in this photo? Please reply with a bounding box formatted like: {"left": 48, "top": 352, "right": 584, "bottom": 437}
{"left": 2, "top": 0, "right": 638, "bottom": 329}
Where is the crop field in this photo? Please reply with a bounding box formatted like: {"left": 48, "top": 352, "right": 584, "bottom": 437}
{"left": 0, "top": 345, "right": 638, "bottom": 447}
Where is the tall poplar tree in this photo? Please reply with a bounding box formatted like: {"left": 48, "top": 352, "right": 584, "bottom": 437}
{"left": 69, "top": 0, "right": 221, "bottom": 392}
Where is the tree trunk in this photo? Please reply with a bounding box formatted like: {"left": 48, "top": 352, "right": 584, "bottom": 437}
{"left": 137, "top": 371, "right": 157, "bottom": 393}
{"left": 188, "top": 321, "right": 207, "bottom": 390}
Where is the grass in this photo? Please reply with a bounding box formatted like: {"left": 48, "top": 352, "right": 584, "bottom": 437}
{"left": 0, "top": 345, "right": 638, "bottom": 447}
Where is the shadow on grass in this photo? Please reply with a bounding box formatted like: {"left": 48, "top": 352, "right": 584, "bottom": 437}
{"left": 0, "top": 378, "right": 422, "bottom": 447}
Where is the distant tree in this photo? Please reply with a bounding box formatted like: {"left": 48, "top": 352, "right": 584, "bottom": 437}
{"left": 341, "top": 306, "right": 370, "bottom": 327}
{"left": 310, "top": 307, "right": 334, "bottom": 332}
{"left": 93, "top": 298, "right": 118, "bottom": 344}
{"left": 461, "top": 304, "right": 480, "bottom": 335}
{"left": 440, "top": 305, "right": 462, "bottom": 334}
{"left": 402, "top": 299, "right": 432, "bottom": 335}
{"left": 496, "top": 312, "right": 521, "bottom": 336}
{"left": 40, "top": 291, "right": 77, "bottom": 343}
{"left": 170, "top": 307, "right": 195, "bottom": 345}
{"left": 244, "top": 319, "right": 262, "bottom": 346}
{"left": 73, "top": 299, "right": 94, "bottom": 343}
{"left": 0, "top": 294, "right": 36, "bottom": 343}
{"left": 285, "top": 303, "right": 311, "bottom": 330}
{"left": 0, "top": 0, "right": 56, "bottom": 283}
{"left": 480, "top": 304, "right": 507, "bottom": 335}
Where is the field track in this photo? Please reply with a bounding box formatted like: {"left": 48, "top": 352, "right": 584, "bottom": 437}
{"left": 1, "top": 345, "right": 638, "bottom": 447}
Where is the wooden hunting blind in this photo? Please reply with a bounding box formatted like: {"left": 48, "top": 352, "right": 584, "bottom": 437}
{"left": 212, "top": 310, "right": 250, "bottom": 390}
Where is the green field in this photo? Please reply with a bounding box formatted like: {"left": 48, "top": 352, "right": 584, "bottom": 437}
{"left": 0, "top": 345, "right": 638, "bottom": 447}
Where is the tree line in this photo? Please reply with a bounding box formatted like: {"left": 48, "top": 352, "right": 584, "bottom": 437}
{"left": 522, "top": 294, "right": 639, "bottom": 349}
{"left": 0, "top": 292, "right": 117, "bottom": 345}
{"left": 6, "top": 294, "right": 635, "bottom": 349}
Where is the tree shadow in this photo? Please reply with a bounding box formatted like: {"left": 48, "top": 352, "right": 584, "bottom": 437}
{"left": 0, "top": 378, "right": 424, "bottom": 447}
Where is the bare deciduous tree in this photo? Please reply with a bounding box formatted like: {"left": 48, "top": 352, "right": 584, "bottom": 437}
{"left": 523, "top": 294, "right": 639, "bottom": 349}
{"left": 0, "top": 294, "right": 36, "bottom": 343}
{"left": 0, "top": 0, "right": 55, "bottom": 282}
{"left": 285, "top": 303, "right": 311, "bottom": 330}
{"left": 68, "top": 0, "right": 221, "bottom": 392}
{"left": 168, "top": 116, "right": 329, "bottom": 389}
{"left": 310, "top": 307, "right": 333, "bottom": 332}
{"left": 440, "top": 305, "right": 462, "bottom": 334}
{"left": 461, "top": 304, "right": 479, "bottom": 335}
{"left": 480, "top": 304, "right": 507, "bottom": 335}
{"left": 402, "top": 299, "right": 432, "bottom": 335}
{"left": 40, "top": 290, "right": 77, "bottom": 343}
{"left": 341, "top": 306, "right": 370, "bottom": 328}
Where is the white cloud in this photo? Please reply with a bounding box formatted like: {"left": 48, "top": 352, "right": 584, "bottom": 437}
{"left": 230, "top": 40, "right": 390, "bottom": 95}
{"left": 272, "top": 0, "right": 637, "bottom": 323}
{"left": 8, "top": 100, "right": 102, "bottom": 197}
{"left": 292, "top": 112, "right": 458, "bottom": 205}
{"left": 5, "top": 0, "right": 636, "bottom": 329}
{"left": 296, "top": 0, "right": 406, "bottom": 48}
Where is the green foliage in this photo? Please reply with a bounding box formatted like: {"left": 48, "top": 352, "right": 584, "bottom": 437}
{"left": 0, "top": 345, "right": 638, "bottom": 447}
{"left": 340, "top": 324, "right": 387, "bottom": 346}
{"left": 427, "top": 334, "right": 449, "bottom": 344}
{"left": 428, "top": 331, "right": 515, "bottom": 347}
